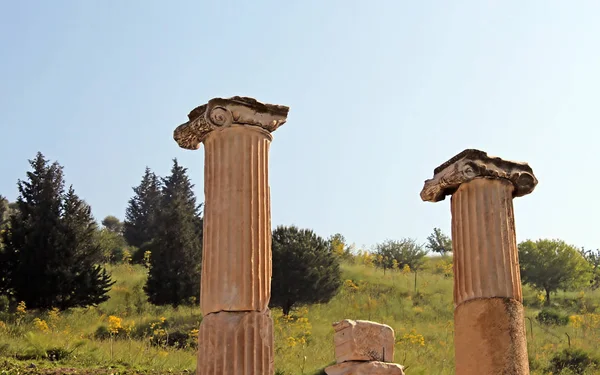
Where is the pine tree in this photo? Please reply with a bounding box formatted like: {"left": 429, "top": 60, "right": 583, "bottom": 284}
{"left": 271, "top": 225, "right": 342, "bottom": 315}
{"left": 123, "top": 167, "right": 162, "bottom": 249}
{"left": 1, "top": 152, "right": 114, "bottom": 309}
{"left": 144, "top": 159, "right": 203, "bottom": 306}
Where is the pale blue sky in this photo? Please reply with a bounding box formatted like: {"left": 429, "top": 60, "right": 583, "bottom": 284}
{"left": 1, "top": 1, "right": 599, "bottom": 251}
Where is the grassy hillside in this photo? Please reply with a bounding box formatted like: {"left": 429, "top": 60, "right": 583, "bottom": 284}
{"left": 1, "top": 258, "right": 599, "bottom": 374}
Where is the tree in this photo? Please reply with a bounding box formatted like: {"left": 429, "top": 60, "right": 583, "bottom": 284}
{"left": 123, "top": 167, "right": 162, "bottom": 249}
{"left": 327, "top": 233, "right": 354, "bottom": 262}
{"left": 95, "top": 227, "right": 129, "bottom": 263}
{"left": 0, "top": 152, "right": 114, "bottom": 309}
{"left": 271, "top": 225, "right": 342, "bottom": 315}
{"left": 144, "top": 159, "right": 203, "bottom": 307}
{"left": 374, "top": 238, "right": 427, "bottom": 271}
{"left": 518, "top": 239, "right": 593, "bottom": 305}
{"left": 101, "top": 215, "right": 124, "bottom": 234}
{"left": 426, "top": 228, "right": 452, "bottom": 255}
{"left": 580, "top": 248, "right": 600, "bottom": 290}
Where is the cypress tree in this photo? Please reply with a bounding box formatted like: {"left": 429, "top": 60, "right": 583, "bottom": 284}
{"left": 1, "top": 152, "right": 114, "bottom": 309}
{"left": 123, "top": 167, "right": 162, "bottom": 249}
{"left": 144, "top": 159, "right": 203, "bottom": 306}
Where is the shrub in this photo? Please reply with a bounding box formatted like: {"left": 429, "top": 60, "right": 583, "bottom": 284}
{"left": 548, "top": 348, "right": 600, "bottom": 375}
{"left": 536, "top": 308, "right": 569, "bottom": 326}
{"left": 94, "top": 325, "right": 111, "bottom": 340}
{"left": 0, "top": 295, "right": 9, "bottom": 313}
{"left": 46, "top": 347, "right": 70, "bottom": 361}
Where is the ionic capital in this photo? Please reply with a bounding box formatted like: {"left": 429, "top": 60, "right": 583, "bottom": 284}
{"left": 173, "top": 96, "right": 289, "bottom": 150}
{"left": 420, "top": 149, "right": 537, "bottom": 202}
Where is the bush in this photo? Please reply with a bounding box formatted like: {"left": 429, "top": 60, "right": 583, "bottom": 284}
{"left": 548, "top": 348, "right": 600, "bottom": 375}
{"left": 536, "top": 308, "right": 569, "bottom": 326}
{"left": 0, "top": 295, "right": 9, "bottom": 313}
{"left": 93, "top": 325, "right": 111, "bottom": 340}
{"left": 46, "top": 347, "right": 70, "bottom": 361}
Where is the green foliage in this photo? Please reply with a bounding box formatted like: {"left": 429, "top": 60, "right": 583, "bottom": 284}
{"left": 123, "top": 167, "right": 162, "bottom": 249}
{"left": 425, "top": 227, "right": 452, "bottom": 255}
{"left": 271, "top": 225, "right": 342, "bottom": 315}
{"left": 101, "top": 215, "right": 123, "bottom": 234}
{"left": 518, "top": 239, "right": 593, "bottom": 305}
{"left": 327, "top": 233, "right": 354, "bottom": 262}
{"left": 144, "top": 159, "right": 203, "bottom": 307}
{"left": 580, "top": 248, "right": 600, "bottom": 290}
{"left": 536, "top": 308, "right": 569, "bottom": 326}
{"left": 548, "top": 348, "right": 600, "bottom": 375}
{"left": 0, "top": 152, "right": 114, "bottom": 310}
{"left": 373, "top": 238, "right": 427, "bottom": 271}
{"left": 94, "top": 227, "right": 129, "bottom": 263}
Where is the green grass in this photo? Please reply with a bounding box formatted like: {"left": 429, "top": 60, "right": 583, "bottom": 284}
{"left": 1, "top": 258, "right": 600, "bottom": 374}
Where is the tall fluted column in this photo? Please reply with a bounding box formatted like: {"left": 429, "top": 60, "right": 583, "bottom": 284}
{"left": 174, "top": 96, "right": 290, "bottom": 375}
{"left": 420, "top": 149, "right": 538, "bottom": 375}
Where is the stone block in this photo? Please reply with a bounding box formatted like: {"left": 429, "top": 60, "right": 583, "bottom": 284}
{"left": 333, "top": 319, "right": 394, "bottom": 363}
{"left": 325, "top": 361, "right": 405, "bottom": 375}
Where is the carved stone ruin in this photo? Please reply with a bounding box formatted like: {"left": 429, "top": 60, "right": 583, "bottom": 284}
{"left": 325, "top": 320, "right": 405, "bottom": 375}
{"left": 420, "top": 149, "right": 538, "bottom": 375}
{"left": 174, "top": 96, "right": 289, "bottom": 375}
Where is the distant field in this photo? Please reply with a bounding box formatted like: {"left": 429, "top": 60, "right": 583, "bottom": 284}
{"left": 1, "top": 258, "right": 599, "bottom": 374}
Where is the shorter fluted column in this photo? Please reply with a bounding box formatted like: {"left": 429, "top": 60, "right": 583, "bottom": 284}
{"left": 420, "top": 149, "right": 538, "bottom": 375}
{"left": 451, "top": 178, "right": 528, "bottom": 374}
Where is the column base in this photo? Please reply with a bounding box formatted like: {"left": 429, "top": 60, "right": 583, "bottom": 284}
{"left": 197, "top": 310, "right": 274, "bottom": 375}
{"left": 454, "top": 298, "right": 529, "bottom": 375}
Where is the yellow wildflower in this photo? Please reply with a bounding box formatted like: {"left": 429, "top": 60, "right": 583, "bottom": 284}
{"left": 33, "top": 318, "right": 49, "bottom": 332}
{"left": 108, "top": 315, "right": 122, "bottom": 334}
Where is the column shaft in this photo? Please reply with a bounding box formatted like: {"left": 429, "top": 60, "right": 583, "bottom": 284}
{"left": 450, "top": 178, "right": 522, "bottom": 306}
{"left": 201, "top": 125, "right": 272, "bottom": 314}
{"left": 197, "top": 310, "right": 274, "bottom": 375}
{"left": 450, "top": 178, "right": 529, "bottom": 374}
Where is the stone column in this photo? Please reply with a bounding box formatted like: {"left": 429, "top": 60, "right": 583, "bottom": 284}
{"left": 174, "top": 96, "right": 290, "bottom": 375}
{"left": 420, "top": 149, "right": 538, "bottom": 375}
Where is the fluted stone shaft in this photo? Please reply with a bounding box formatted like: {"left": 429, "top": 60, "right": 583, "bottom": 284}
{"left": 202, "top": 126, "right": 272, "bottom": 314}
{"left": 420, "top": 149, "right": 537, "bottom": 375}
{"left": 197, "top": 310, "right": 274, "bottom": 375}
{"left": 451, "top": 178, "right": 522, "bottom": 306}
{"left": 451, "top": 178, "right": 528, "bottom": 374}
{"left": 173, "top": 96, "right": 289, "bottom": 375}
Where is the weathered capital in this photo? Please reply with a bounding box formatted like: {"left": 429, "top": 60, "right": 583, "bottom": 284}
{"left": 420, "top": 149, "right": 538, "bottom": 202}
{"left": 173, "top": 96, "right": 290, "bottom": 150}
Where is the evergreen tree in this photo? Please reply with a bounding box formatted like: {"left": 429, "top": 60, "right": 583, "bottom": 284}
{"left": 123, "top": 167, "right": 161, "bottom": 249}
{"left": 144, "top": 159, "right": 203, "bottom": 306}
{"left": 1, "top": 152, "right": 114, "bottom": 309}
{"left": 271, "top": 225, "right": 342, "bottom": 315}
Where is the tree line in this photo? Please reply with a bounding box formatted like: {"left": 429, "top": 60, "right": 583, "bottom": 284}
{"left": 1, "top": 152, "right": 598, "bottom": 313}
{"left": 0, "top": 152, "right": 342, "bottom": 315}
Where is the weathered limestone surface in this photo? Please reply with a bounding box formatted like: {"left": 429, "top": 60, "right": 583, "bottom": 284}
{"left": 420, "top": 149, "right": 537, "bottom": 203}
{"left": 454, "top": 298, "right": 529, "bottom": 374}
{"left": 333, "top": 319, "right": 394, "bottom": 363}
{"left": 451, "top": 178, "right": 522, "bottom": 306}
{"left": 197, "top": 310, "right": 274, "bottom": 375}
{"left": 174, "top": 96, "right": 289, "bottom": 150}
{"left": 201, "top": 125, "right": 273, "bottom": 314}
{"left": 325, "top": 361, "right": 405, "bottom": 375}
